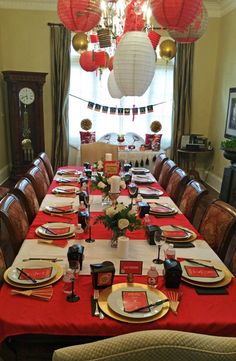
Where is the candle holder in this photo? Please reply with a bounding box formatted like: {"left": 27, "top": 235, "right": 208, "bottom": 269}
{"left": 66, "top": 270, "right": 80, "bottom": 303}
{"left": 109, "top": 191, "right": 120, "bottom": 207}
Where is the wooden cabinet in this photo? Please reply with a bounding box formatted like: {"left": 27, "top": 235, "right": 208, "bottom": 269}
{"left": 2, "top": 71, "right": 47, "bottom": 180}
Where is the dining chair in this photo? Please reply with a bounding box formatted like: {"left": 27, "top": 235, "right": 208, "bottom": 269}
{"left": 198, "top": 199, "right": 236, "bottom": 260}
{"left": 38, "top": 151, "right": 55, "bottom": 182}
{"left": 52, "top": 329, "right": 236, "bottom": 361}
{"left": 152, "top": 153, "right": 168, "bottom": 180}
{"left": 32, "top": 157, "right": 51, "bottom": 187}
{"left": 178, "top": 180, "right": 208, "bottom": 223}
{"left": 80, "top": 142, "right": 118, "bottom": 165}
{"left": 25, "top": 165, "right": 49, "bottom": 204}
{"left": 0, "top": 193, "right": 29, "bottom": 259}
{"left": 0, "top": 247, "right": 7, "bottom": 286}
{"left": 13, "top": 177, "right": 39, "bottom": 224}
{"left": 158, "top": 159, "right": 177, "bottom": 189}
{"left": 165, "top": 167, "right": 189, "bottom": 205}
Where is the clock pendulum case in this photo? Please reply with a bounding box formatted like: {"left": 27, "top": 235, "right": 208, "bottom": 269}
{"left": 2, "top": 71, "right": 47, "bottom": 180}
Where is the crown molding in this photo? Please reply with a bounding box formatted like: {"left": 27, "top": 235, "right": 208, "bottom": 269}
{"left": 0, "top": 0, "right": 235, "bottom": 17}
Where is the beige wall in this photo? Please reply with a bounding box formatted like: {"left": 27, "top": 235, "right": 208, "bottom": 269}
{"left": 0, "top": 7, "right": 235, "bottom": 190}
{"left": 0, "top": 9, "right": 60, "bottom": 182}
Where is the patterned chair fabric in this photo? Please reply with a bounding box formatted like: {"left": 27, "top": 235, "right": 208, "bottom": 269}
{"left": 199, "top": 199, "right": 236, "bottom": 259}
{"left": 179, "top": 180, "right": 208, "bottom": 222}
{"left": 158, "top": 159, "right": 177, "bottom": 189}
{"left": 0, "top": 193, "right": 29, "bottom": 258}
{"left": 33, "top": 157, "right": 51, "bottom": 187}
{"left": 13, "top": 177, "right": 39, "bottom": 224}
{"left": 26, "top": 166, "right": 49, "bottom": 204}
{"left": 166, "top": 167, "right": 189, "bottom": 205}
{"left": 152, "top": 153, "right": 168, "bottom": 180}
{"left": 38, "top": 152, "right": 55, "bottom": 182}
{"left": 52, "top": 329, "right": 236, "bottom": 361}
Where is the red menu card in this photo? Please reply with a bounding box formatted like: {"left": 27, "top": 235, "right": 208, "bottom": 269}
{"left": 122, "top": 291, "right": 149, "bottom": 313}
{"left": 162, "top": 230, "right": 187, "bottom": 238}
{"left": 185, "top": 266, "right": 218, "bottom": 278}
{"left": 19, "top": 267, "right": 53, "bottom": 280}
{"left": 46, "top": 226, "right": 70, "bottom": 235}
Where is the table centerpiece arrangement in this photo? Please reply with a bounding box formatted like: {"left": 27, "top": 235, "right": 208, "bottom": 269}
{"left": 94, "top": 203, "right": 142, "bottom": 247}
{"left": 91, "top": 173, "right": 126, "bottom": 205}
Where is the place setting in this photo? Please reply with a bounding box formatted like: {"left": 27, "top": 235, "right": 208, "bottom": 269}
{"left": 55, "top": 176, "right": 80, "bottom": 185}
{"left": 149, "top": 202, "right": 178, "bottom": 217}
{"left": 132, "top": 174, "right": 155, "bottom": 184}
{"left": 51, "top": 185, "right": 80, "bottom": 197}
{"left": 56, "top": 168, "right": 81, "bottom": 176}
{"left": 97, "top": 283, "right": 170, "bottom": 323}
{"left": 139, "top": 187, "right": 164, "bottom": 199}
{"left": 35, "top": 222, "right": 75, "bottom": 241}
{"left": 43, "top": 203, "right": 77, "bottom": 216}
{"left": 160, "top": 225, "right": 197, "bottom": 243}
{"left": 131, "top": 167, "right": 150, "bottom": 175}
{"left": 3, "top": 260, "right": 64, "bottom": 290}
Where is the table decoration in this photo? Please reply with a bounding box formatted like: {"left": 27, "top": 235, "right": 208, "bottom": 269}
{"left": 91, "top": 173, "right": 126, "bottom": 206}
{"left": 11, "top": 285, "right": 53, "bottom": 301}
{"left": 94, "top": 203, "right": 142, "bottom": 247}
{"left": 98, "top": 283, "right": 170, "bottom": 323}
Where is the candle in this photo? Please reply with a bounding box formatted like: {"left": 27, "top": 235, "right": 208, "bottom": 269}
{"left": 110, "top": 175, "right": 120, "bottom": 193}
{"left": 118, "top": 236, "right": 129, "bottom": 259}
{"left": 105, "top": 153, "right": 112, "bottom": 161}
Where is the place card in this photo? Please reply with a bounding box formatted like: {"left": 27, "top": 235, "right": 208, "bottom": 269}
{"left": 185, "top": 266, "right": 218, "bottom": 278}
{"left": 120, "top": 260, "right": 143, "bottom": 275}
{"left": 122, "top": 290, "right": 149, "bottom": 313}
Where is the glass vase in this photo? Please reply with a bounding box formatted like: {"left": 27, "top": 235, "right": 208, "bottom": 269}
{"left": 111, "top": 229, "right": 125, "bottom": 248}
{"left": 102, "top": 193, "right": 112, "bottom": 207}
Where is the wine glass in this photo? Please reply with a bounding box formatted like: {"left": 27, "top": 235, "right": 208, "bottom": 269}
{"left": 153, "top": 231, "right": 166, "bottom": 264}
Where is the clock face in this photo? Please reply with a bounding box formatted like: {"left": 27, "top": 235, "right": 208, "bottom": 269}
{"left": 19, "top": 87, "right": 35, "bottom": 105}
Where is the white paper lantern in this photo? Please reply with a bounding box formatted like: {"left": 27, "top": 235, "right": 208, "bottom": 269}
{"left": 113, "top": 31, "right": 156, "bottom": 96}
{"left": 108, "top": 71, "right": 123, "bottom": 99}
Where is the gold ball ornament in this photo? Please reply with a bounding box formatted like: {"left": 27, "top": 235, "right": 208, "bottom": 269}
{"left": 72, "top": 33, "right": 88, "bottom": 52}
{"left": 81, "top": 118, "right": 92, "bottom": 130}
{"left": 150, "top": 121, "right": 162, "bottom": 133}
{"left": 159, "top": 39, "right": 176, "bottom": 62}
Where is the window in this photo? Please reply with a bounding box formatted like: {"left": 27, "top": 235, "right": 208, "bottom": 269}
{"left": 69, "top": 42, "right": 174, "bottom": 150}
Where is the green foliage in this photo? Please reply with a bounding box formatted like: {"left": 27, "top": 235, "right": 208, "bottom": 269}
{"left": 221, "top": 137, "right": 236, "bottom": 150}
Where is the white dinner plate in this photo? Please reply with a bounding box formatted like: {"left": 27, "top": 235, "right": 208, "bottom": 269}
{"left": 36, "top": 222, "right": 75, "bottom": 238}
{"left": 57, "top": 169, "right": 81, "bottom": 176}
{"left": 55, "top": 176, "right": 80, "bottom": 183}
{"left": 149, "top": 203, "right": 177, "bottom": 215}
{"left": 131, "top": 168, "right": 150, "bottom": 175}
{"left": 107, "top": 286, "right": 163, "bottom": 319}
{"left": 139, "top": 187, "right": 164, "bottom": 197}
{"left": 181, "top": 260, "right": 225, "bottom": 284}
{"left": 52, "top": 185, "right": 80, "bottom": 195}
{"left": 7, "top": 260, "right": 57, "bottom": 285}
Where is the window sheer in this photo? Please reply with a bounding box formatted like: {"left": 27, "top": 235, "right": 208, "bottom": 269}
{"left": 69, "top": 44, "right": 174, "bottom": 150}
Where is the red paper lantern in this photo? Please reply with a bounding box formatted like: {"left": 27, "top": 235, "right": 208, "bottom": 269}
{"left": 108, "top": 56, "right": 114, "bottom": 71}
{"left": 148, "top": 30, "right": 161, "bottom": 50}
{"left": 123, "top": 0, "right": 145, "bottom": 34}
{"left": 151, "top": 0, "right": 202, "bottom": 31}
{"left": 168, "top": 4, "right": 208, "bottom": 43}
{"left": 79, "top": 51, "right": 98, "bottom": 72}
{"left": 58, "top": 0, "right": 101, "bottom": 32}
{"left": 94, "top": 51, "right": 109, "bottom": 68}
{"left": 90, "top": 33, "right": 99, "bottom": 43}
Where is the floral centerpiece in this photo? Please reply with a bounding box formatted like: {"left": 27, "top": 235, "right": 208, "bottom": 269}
{"left": 94, "top": 203, "right": 142, "bottom": 247}
{"left": 91, "top": 173, "right": 126, "bottom": 204}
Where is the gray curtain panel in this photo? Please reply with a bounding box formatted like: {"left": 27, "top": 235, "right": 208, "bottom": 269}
{"left": 171, "top": 43, "right": 194, "bottom": 162}
{"left": 50, "top": 24, "right": 71, "bottom": 169}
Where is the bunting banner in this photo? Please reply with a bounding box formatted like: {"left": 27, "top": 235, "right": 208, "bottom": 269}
{"left": 69, "top": 94, "right": 167, "bottom": 116}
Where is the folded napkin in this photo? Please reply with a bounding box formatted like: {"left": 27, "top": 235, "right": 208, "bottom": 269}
{"left": 49, "top": 205, "right": 73, "bottom": 213}
{"left": 151, "top": 206, "right": 172, "bottom": 213}
{"left": 38, "top": 239, "right": 68, "bottom": 248}
{"left": 46, "top": 226, "right": 71, "bottom": 235}
{"left": 19, "top": 267, "right": 53, "bottom": 280}
{"left": 173, "top": 242, "right": 195, "bottom": 248}
{"left": 163, "top": 230, "right": 187, "bottom": 238}
{"left": 195, "top": 287, "right": 228, "bottom": 295}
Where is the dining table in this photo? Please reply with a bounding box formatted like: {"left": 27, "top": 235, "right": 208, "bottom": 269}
{"left": 0, "top": 166, "right": 236, "bottom": 360}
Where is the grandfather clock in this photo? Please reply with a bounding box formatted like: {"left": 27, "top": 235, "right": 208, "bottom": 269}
{"left": 2, "top": 70, "right": 47, "bottom": 180}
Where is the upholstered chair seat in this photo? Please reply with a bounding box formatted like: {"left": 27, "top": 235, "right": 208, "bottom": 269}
{"left": 25, "top": 166, "right": 49, "bottom": 204}
{"left": 158, "top": 159, "right": 177, "bottom": 189}
{"left": 152, "top": 153, "right": 168, "bottom": 180}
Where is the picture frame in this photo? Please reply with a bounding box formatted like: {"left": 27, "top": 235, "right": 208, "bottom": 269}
{"left": 225, "top": 87, "right": 236, "bottom": 138}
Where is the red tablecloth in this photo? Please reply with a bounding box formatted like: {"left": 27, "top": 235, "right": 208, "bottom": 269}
{"left": 0, "top": 168, "right": 233, "bottom": 342}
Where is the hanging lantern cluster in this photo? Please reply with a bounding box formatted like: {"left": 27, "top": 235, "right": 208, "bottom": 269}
{"left": 72, "top": 32, "right": 88, "bottom": 52}
{"left": 159, "top": 39, "right": 177, "bottom": 62}
{"left": 79, "top": 51, "right": 98, "bottom": 71}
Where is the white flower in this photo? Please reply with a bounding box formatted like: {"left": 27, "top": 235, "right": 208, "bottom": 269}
{"left": 128, "top": 208, "right": 136, "bottom": 216}
{"left": 115, "top": 203, "right": 126, "bottom": 212}
{"left": 118, "top": 219, "right": 129, "bottom": 230}
{"left": 105, "top": 206, "right": 117, "bottom": 217}
{"left": 120, "top": 180, "right": 126, "bottom": 189}
{"left": 97, "top": 181, "right": 107, "bottom": 189}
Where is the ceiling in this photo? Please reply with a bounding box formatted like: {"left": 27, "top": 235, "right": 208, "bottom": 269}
{"left": 0, "top": 0, "right": 235, "bottom": 16}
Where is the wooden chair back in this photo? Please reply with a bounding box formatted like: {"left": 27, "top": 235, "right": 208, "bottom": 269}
{"left": 199, "top": 199, "right": 236, "bottom": 259}
{"left": 158, "top": 159, "right": 177, "bottom": 189}
{"left": 33, "top": 157, "right": 50, "bottom": 187}
{"left": 13, "top": 177, "right": 39, "bottom": 224}
{"left": 0, "top": 247, "right": 7, "bottom": 286}
{"left": 0, "top": 193, "right": 29, "bottom": 258}
{"left": 38, "top": 152, "right": 54, "bottom": 182}
{"left": 152, "top": 153, "right": 168, "bottom": 180}
{"left": 80, "top": 142, "right": 118, "bottom": 165}
{"left": 25, "top": 166, "right": 49, "bottom": 204}
{"left": 166, "top": 167, "right": 190, "bottom": 205}
{"left": 179, "top": 180, "right": 208, "bottom": 222}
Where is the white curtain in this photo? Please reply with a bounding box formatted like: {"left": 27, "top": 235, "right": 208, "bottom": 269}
{"left": 69, "top": 51, "right": 174, "bottom": 150}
